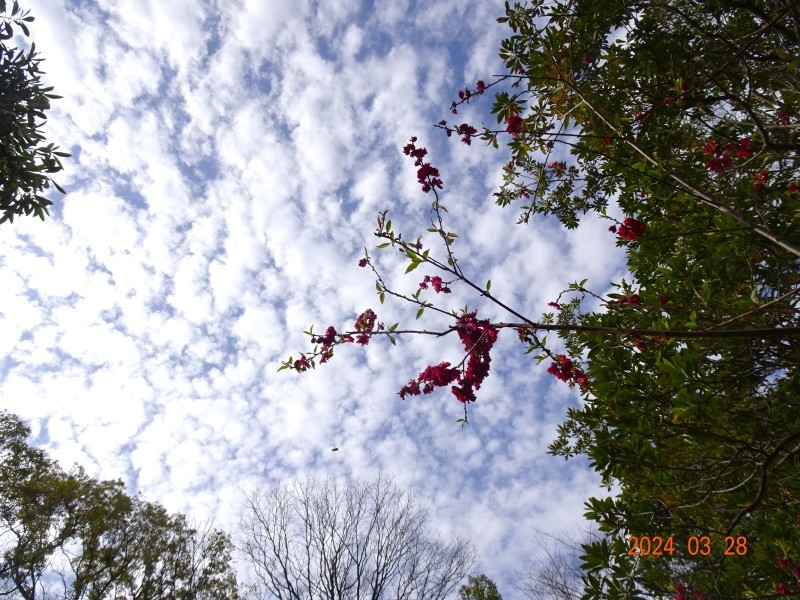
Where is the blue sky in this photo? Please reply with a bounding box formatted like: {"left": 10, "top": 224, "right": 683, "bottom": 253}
{"left": 0, "top": 0, "right": 630, "bottom": 594}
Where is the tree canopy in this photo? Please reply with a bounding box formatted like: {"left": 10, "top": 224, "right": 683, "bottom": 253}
{"left": 0, "top": 1, "right": 69, "bottom": 225}
{"left": 459, "top": 574, "right": 503, "bottom": 600}
{"left": 485, "top": 0, "right": 799, "bottom": 595}
{"left": 0, "top": 410, "right": 240, "bottom": 599}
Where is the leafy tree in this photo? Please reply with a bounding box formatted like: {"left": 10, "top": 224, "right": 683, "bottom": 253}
{"left": 237, "top": 473, "right": 476, "bottom": 600}
{"left": 459, "top": 573, "right": 503, "bottom": 600}
{"left": 0, "top": 0, "right": 69, "bottom": 225}
{"left": 283, "top": 0, "right": 800, "bottom": 596}
{"left": 484, "top": 0, "right": 800, "bottom": 596}
{"left": 0, "top": 410, "right": 240, "bottom": 599}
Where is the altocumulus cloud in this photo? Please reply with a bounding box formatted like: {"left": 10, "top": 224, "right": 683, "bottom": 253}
{"left": 0, "top": 0, "right": 629, "bottom": 592}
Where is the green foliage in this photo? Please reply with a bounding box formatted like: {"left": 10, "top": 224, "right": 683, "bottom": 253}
{"left": 489, "top": 0, "right": 800, "bottom": 596}
{"left": 0, "top": 1, "right": 69, "bottom": 225}
{"left": 0, "top": 410, "right": 240, "bottom": 599}
{"left": 459, "top": 573, "right": 503, "bottom": 600}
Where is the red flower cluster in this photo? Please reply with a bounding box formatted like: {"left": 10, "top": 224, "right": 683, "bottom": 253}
{"left": 451, "top": 311, "right": 499, "bottom": 403}
{"left": 619, "top": 294, "right": 641, "bottom": 306}
{"left": 439, "top": 121, "right": 478, "bottom": 145}
{"left": 309, "top": 325, "right": 342, "bottom": 365}
{"left": 548, "top": 301, "right": 561, "bottom": 310}
{"left": 778, "top": 110, "right": 791, "bottom": 126}
{"left": 752, "top": 170, "right": 769, "bottom": 191}
{"left": 773, "top": 553, "right": 800, "bottom": 595}
{"left": 403, "top": 137, "right": 443, "bottom": 193}
{"left": 674, "top": 583, "right": 705, "bottom": 600}
{"left": 457, "top": 80, "right": 487, "bottom": 101}
{"left": 703, "top": 137, "right": 751, "bottom": 172}
{"left": 399, "top": 311, "right": 498, "bottom": 403}
{"left": 546, "top": 354, "right": 589, "bottom": 390}
{"left": 617, "top": 217, "right": 646, "bottom": 242}
{"left": 420, "top": 275, "right": 451, "bottom": 294}
{"left": 399, "top": 361, "right": 462, "bottom": 399}
{"left": 358, "top": 258, "right": 368, "bottom": 267}
{"left": 506, "top": 113, "right": 524, "bottom": 136}
{"left": 293, "top": 355, "right": 311, "bottom": 372}
{"left": 547, "top": 161, "right": 566, "bottom": 177}
{"left": 353, "top": 308, "right": 378, "bottom": 345}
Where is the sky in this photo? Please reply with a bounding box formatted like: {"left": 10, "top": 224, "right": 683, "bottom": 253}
{"left": 0, "top": 0, "right": 630, "bottom": 594}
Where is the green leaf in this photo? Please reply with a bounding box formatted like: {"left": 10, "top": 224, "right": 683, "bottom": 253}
{"left": 416, "top": 308, "right": 424, "bottom": 319}
{"left": 486, "top": 279, "right": 492, "bottom": 291}
{"left": 389, "top": 335, "right": 396, "bottom": 346}
{"left": 377, "top": 242, "right": 390, "bottom": 248}
{"left": 385, "top": 219, "right": 392, "bottom": 232}
{"left": 405, "top": 261, "right": 420, "bottom": 274}
{"left": 379, "top": 292, "right": 385, "bottom": 304}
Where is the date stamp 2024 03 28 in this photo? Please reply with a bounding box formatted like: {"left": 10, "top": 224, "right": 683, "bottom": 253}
{"left": 627, "top": 535, "right": 749, "bottom": 557}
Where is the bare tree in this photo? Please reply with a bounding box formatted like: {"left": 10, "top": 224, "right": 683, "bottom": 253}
{"left": 237, "top": 473, "right": 476, "bottom": 600}
{"left": 514, "top": 529, "right": 602, "bottom": 600}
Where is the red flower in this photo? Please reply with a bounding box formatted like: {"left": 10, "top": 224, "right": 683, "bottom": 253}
{"left": 778, "top": 110, "right": 791, "bottom": 126}
{"left": 775, "top": 583, "right": 789, "bottom": 596}
{"left": 358, "top": 258, "right": 368, "bottom": 267}
{"left": 548, "top": 302, "right": 561, "bottom": 310}
{"left": 737, "top": 137, "right": 751, "bottom": 157}
{"left": 354, "top": 308, "right": 377, "bottom": 333}
{"left": 694, "top": 591, "right": 706, "bottom": 600}
{"left": 476, "top": 80, "right": 486, "bottom": 94}
{"left": 294, "top": 355, "right": 311, "bottom": 372}
{"left": 752, "top": 171, "right": 769, "bottom": 190}
{"left": 417, "top": 163, "right": 443, "bottom": 193}
{"left": 547, "top": 161, "right": 565, "bottom": 176}
{"left": 793, "top": 565, "right": 800, "bottom": 578}
{"left": 617, "top": 217, "right": 646, "bottom": 242}
{"left": 399, "top": 379, "right": 421, "bottom": 400}
{"left": 420, "top": 275, "right": 450, "bottom": 293}
{"left": 619, "top": 294, "right": 641, "bottom": 306}
{"left": 658, "top": 293, "right": 671, "bottom": 305}
{"left": 789, "top": 182, "right": 798, "bottom": 193}
{"left": 506, "top": 114, "right": 524, "bottom": 136}
{"left": 456, "top": 123, "right": 478, "bottom": 145}
{"left": 778, "top": 556, "right": 792, "bottom": 569}
{"left": 547, "top": 355, "right": 589, "bottom": 389}
{"left": 418, "top": 362, "right": 462, "bottom": 393}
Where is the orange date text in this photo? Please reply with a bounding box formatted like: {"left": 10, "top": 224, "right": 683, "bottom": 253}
{"left": 627, "top": 535, "right": 748, "bottom": 557}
